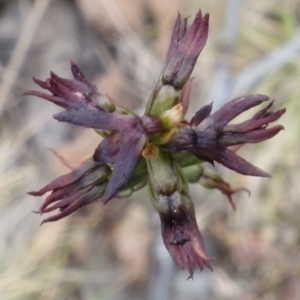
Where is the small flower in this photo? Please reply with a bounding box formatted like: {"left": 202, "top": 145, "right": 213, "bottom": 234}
{"left": 159, "top": 191, "right": 213, "bottom": 279}
{"left": 164, "top": 94, "right": 285, "bottom": 177}
{"left": 29, "top": 159, "right": 109, "bottom": 223}
{"left": 162, "top": 10, "right": 209, "bottom": 89}
{"left": 24, "top": 61, "right": 115, "bottom": 112}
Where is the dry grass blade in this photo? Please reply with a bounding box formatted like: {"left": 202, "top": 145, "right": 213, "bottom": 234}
{"left": 0, "top": 0, "right": 51, "bottom": 115}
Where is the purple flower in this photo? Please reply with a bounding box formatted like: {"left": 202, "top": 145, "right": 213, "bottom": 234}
{"left": 24, "top": 61, "right": 115, "bottom": 112}
{"left": 164, "top": 94, "right": 285, "bottom": 177}
{"left": 162, "top": 10, "right": 209, "bottom": 89}
{"left": 29, "top": 159, "right": 109, "bottom": 223}
{"left": 158, "top": 191, "right": 213, "bottom": 279}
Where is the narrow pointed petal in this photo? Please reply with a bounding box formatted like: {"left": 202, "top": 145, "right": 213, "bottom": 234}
{"left": 213, "top": 147, "right": 270, "bottom": 177}
{"left": 223, "top": 108, "right": 286, "bottom": 133}
{"left": 70, "top": 60, "right": 94, "bottom": 89}
{"left": 252, "top": 100, "right": 274, "bottom": 119}
{"left": 48, "top": 73, "right": 90, "bottom": 109}
{"left": 162, "top": 10, "right": 209, "bottom": 89}
{"left": 219, "top": 125, "right": 284, "bottom": 146}
{"left": 158, "top": 192, "right": 213, "bottom": 279}
{"left": 23, "top": 91, "right": 70, "bottom": 109}
{"left": 180, "top": 10, "right": 203, "bottom": 48}
{"left": 93, "top": 132, "right": 122, "bottom": 164}
{"left": 173, "top": 14, "right": 209, "bottom": 87}
{"left": 41, "top": 182, "right": 107, "bottom": 224}
{"left": 190, "top": 102, "right": 213, "bottom": 127}
{"left": 102, "top": 129, "right": 146, "bottom": 204}
{"left": 39, "top": 188, "right": 69, "bottom": 212}
{"left": 191, "top": 149, "right": 214, "bottom": 165}
{"left": 32, "top": 77, "right": 52, "bottom": 90}
{"left": 28, "top": 159, "right": 95, "bottom": 196}
{"left": 165, "top": 13, "right": 182, "bottom": 66}
{"left": 50, "top": 71, "right": 89, "bottom": 93}
{"left": 182, "top": 78, "right": 193, "bottom": 115}
{"left": 41, "top": 186, "right": 92, "bottom": 213}
{"left": 203, "top": 94, "right": 269, "bottom": 131}
{"left": 54, "top": 110, "right": 140, "bottom": 131}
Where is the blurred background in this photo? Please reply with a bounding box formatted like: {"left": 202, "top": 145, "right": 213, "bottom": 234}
{"left": 0, "top": 0, "right": 299, "bottom": 299}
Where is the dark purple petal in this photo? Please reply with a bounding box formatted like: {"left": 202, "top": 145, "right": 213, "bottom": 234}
{"left": 200, "top": 94, "right": 269, "bottom": 131}
{"left": 213, "top": 147, "right": 270, "bottom": 177}
{"left": 32, "top": 77, "right": 53, "bottom": 91}
{"left": 252, "top": 100, "right": 274, "bottom": 119}
{"left": 223, "top": 108, "right": 286, "bottom": 133}
{"left": 41, "top": 182, "right": 107, "bottom": 224}
{"left": 190, "top": 102, "right": 213, "bottom": 127}
{"left": 179, "top": 10, "right": 204, "bottom": 52}
{"left": 165, "top": 13, "right": 184, "bottom": 66}
{"left": 49, "top": 72, "right": 95, "bottom": 108}
{"left": 28, "top": 159, "right": 95, "bottom": 196}
{"left": 102, "top": 129, "right": 147, "bottom": 204}
{"left": 219, "top": 125, "right": 284, "bottom": 146}
{"left": 70, "top": 60, "right": 95, "bottom": 90}
{"left": 37, "top": 164, "right": 110, "bottom": 213}
{"left": 163, "top": 11, "right": 209, "bottom": 89}
{"left": 182, "top": 78, "right": 193, "bottom": 115}
{"left": 93, "top": 132, "right": 122, "bottom": 164}
{"left": 191, "top": 149, "right": 214, "bottom": 165}
{"left": 159, "top": 191, "right": 213, "bottom": 279}
{"left": 54, "top": 110, "right": 141, "bottom": 131}
{"left": 41, "top": 185, "right": 92, "bottom": 213}
{"left": 23, "top": 90, "right": 71, "bottom": 109}
{"left": 172, "top": 13, "right": 209, "bottom": 87}
{"left": 24, "top": 62, "right": 106, "bottom": 111}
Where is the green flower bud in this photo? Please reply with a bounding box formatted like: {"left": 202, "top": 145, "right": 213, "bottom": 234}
{"left": 145, "top": 83, "right": 183, "bottom": 116}
{"left": 94, "top": 95, "right": 116, "bottom": 112}
{"left": 183, "top": 164, "right": 204, "bottom": 183}
{"left": 160, "top": 103, "right": 184, "bottom": 130}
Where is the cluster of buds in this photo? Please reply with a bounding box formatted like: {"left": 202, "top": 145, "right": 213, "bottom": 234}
{"left": 26, "top": 10, "right": 285, "bottom": 278}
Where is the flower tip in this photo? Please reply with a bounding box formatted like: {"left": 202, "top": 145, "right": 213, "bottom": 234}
{"left": 28, "top": 191, "right": 40, "bottom": 196}
{"left": 251, "top": 94, "right": 269, "bottom": 101}
{"left": 194, "top": 10, "right": 209, "bottom": 28}
{"left": 262, "top": 172, "right": 271, "bottom": 178}
{"left": 22, "top": 91, "right": 31, "bottom": 96}
{"left": 243, "top": 188, "right": 251, "bottom": 197}
{"left": 202, "top": 12, "right": 210, "bottom": 24}
{"left": 101, "top": 196, "right": 110, "bottom": 205}
{"left": 70, "top": 60, "right": 85, "bottom": 81}
{"left": 195, "top": 9, "right": 203, "bottom": 19}
{"left": 32, "top": 76, "right": 39, "bottom": 83}
{"left": 32, "top": 76, "right": 46, "bottom": 87}
{"left": 40, "top": 220, "right": 46, "bottom": 226}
